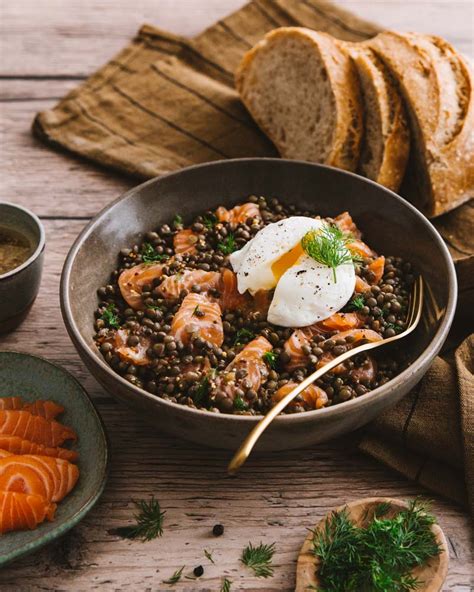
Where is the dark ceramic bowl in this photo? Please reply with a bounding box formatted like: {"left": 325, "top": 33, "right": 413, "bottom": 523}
{"left": 60, "top": 159, "right": 457, "bottom": 451}
{"left": 0, "top": 202, "right": 45, "bottom": 333}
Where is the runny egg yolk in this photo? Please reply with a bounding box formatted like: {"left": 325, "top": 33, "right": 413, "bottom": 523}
{"left": 271, "top": 242, "right": 304, "bottom": 282}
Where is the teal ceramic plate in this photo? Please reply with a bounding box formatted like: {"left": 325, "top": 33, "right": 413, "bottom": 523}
{"left": 0, "top": 351, "right": 109, "bottom": 566}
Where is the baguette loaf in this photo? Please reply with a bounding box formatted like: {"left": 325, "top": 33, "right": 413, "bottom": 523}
{"left": 235, "top": 27, "right": 364, "bottom": 171}
{"left": 368, "top": 31, "right": 474, "bottom": 217}
{"left": 345, "top": 44, "right": 410, "bottom": 192}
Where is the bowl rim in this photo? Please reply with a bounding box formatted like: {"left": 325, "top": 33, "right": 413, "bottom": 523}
{"left": 0, "top": 350, "right": 109, "bottom": 566}
{"left": 0, "top": 201, "right": 46, "bottom": 280}
{"left": 60, "top": 158, "right": 458, "bottom": 424}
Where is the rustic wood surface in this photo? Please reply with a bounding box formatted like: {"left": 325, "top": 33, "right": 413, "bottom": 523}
{"left": 0, "top": 1, "right": 472, "bottom": 590}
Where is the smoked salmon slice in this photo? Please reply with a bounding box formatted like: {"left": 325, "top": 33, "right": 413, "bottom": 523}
{"left": 355, "top": 276, "right": 371, "bottom": 293}
{"left": 159, "top": 269, "right": 220, "bottom": 300}
{"left": 216, "top": 203, "right": 261, "bottom": 227}
{"left": 170, "top": 293, "right": 224, "bottom": 347}
{"left": 174, "top": 228, "right": 199, "bottom": 255}
{"left": 0, "top": 410, "right": 77, "bottom": 447}
{"left": 113, "top": 329, "right": 151, "bottom": 366}
{"left": 317, "top": 329, "right": 383, "bottom": 373}
{"left": 0, "top": 449, "right": 13, "bottom": 458}
{"left": 316, "top": 312, "right": 363, "bottom": 332}
{"left": 0, "top": 436, "right": 78, "bottom": 463}
{"left": 0, "top": 398, "right": 64, "bottom": 420}
{"left": 334, "top": 211, "right": 362, "bottom": 239}
{"left": 0, "top": 397, "right": 23, "bottom": 411}
{"left": 0, "top": 491, "right": 56, "bottom": 534}
{"left": 218, "top": 269, "right": 250, "bottom": 311}
{"left": 283, "top": 326, "right": 322, "bottom": 371}
{"left": 367, "top": 256, "right": 385, "bottom": 284}
{"left": 119, "top": 262, "right": 166, "bottom": 309}
{"left": 272, "top": 382, "right": 328, "bottom": 410}
{"left": 0, "top": 454, "right": 79, "bottom": 503}
{"left": 213, "top": 336, "right": 273, "bottom": 402}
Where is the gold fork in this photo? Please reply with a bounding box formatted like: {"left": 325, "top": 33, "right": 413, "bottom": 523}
{"left": 228, "top": 275, "right": 424, "bottom": 475}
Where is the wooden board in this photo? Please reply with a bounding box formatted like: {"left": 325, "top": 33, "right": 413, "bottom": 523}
{"left": 0, "top": 1, "right": 472, "bottom": 589}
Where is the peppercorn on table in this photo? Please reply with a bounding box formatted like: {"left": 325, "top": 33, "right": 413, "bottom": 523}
{"left": 0, "top": 1, "right": 472, "bottom": 589}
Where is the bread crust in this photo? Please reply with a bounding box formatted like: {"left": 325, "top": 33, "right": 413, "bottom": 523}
{"left": 345, "top": 44, "right": 410, "bottom": 192}
{"left": 368, "top": 31, "right": 474, "bottom": 217}
{"left": 235, "top": 27, "right": 364, "bottom": 171}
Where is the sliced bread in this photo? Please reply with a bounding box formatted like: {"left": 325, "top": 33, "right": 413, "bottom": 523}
{"left": 367, "top": 31, "right": 474, "bottom": 217}
{"left": 345, "top": 44, "right": 410, "bottom": 192}
{"left": 235, "top": 27, "right": 364, "bottom": 171}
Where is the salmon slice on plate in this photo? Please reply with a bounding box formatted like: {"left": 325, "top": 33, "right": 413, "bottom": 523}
{"left": 0, "top": 436, "right": 78, "bottom": 463}
{"left": 216, "top": 203, "right": 261, "bottom": 228}
{"left": 170, "top": 293, "right": 224, "bottom": 347}
{"left": 0, "top": 398, "right": 64, "bottom": 420}
{"left": 159, "top": 269, "right": 220, "bottom": 300}
{"left": 0, "top": 410, "right": 77, "bottom": 448}
{"left": 0, "top": 397, "right": 23, "bottom": 411}
{"left": 0, "top": 491, "right": 56, "bottom": 534}
{"left": 118, "top": 262, "right": 166, "bottom": 309}
{"left": 0, "top": 454, "right": 79, "bottom": 502}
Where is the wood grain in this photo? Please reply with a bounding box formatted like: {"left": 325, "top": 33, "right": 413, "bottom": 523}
{"left": 0, "top": 1, "right": 472, "bottom": 589}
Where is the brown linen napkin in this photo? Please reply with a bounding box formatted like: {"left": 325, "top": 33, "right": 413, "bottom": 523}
{"left": 33, "top": 0, "right": 474, "bottom": 510}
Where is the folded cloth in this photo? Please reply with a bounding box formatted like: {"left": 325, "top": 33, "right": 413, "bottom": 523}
{"left": 33, "top": 0, "right": 474, "bottom": 511}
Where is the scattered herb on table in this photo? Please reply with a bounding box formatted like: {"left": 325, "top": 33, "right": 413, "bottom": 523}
{"left": 204, "top": 549, "right": 215, "bottom": 564}
{"left": 173, "top": 214, "right": 183, "bottom": 228}
{"left": 141, "top": 242, "right": 169, "bottom": 264}
{"left": 217, "top": 233, "right": 237, "bottom": 255}
{"left": 100, "top": 303, "right": 120, "bottom": 329}
{"left": 263, "top": 351, "right": 277, "bottom": 369}
{"left": 220, "top": 577, "right": 232, "bottom": 592}
{"left": 301, "top": 224, "right": 361, "bottom": 283}
{"left": 241, "top": 542, "right": 276, "bottom": 578}
{"left": 312, "top": 499, "right": 441, "bottom": 592}
{"left": 163, "top": 566, "right": 184, "bottom": 585}
{"left": 112, "top": 496, "right": 165, "bottom": 541}
{"left": 234, "top": 328, "right": 255, "bottom": 346}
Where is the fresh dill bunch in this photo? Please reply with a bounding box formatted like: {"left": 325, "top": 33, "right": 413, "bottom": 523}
{"left": 301, "top": 224, "right": 360, "bottom": 283}
{"left": 141, "top": 242, "right": 169, "bottom": 264}
{"left": 112, "top": 496, "right": 165, "bottom": 542}
{"left": 234, "top": 328, "right": 255, "bottom": 346}
{"left": 217, "top": 233, "right": 237, "bottom": 255}
{"left": 163, "top": 566, "right": 184, "bottom": 585}
{"left": 241, "top": 542, "right": 276, "bottom": 578}
{"left": 262, "top": 351, "right": 277, "bottom": 369}
{"left": 100, "top": 303, "right": 120, "bottom": 329}
{"left": 220, "top": 577, "right": 232, "bottom": 592}
{"left": 312, "top": 499, "right": 442, "bottom": 592}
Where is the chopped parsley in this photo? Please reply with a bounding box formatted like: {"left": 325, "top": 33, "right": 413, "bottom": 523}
{"left": 141, "top": 242, "right": 169, "bottom": 264}
{"left": 217, "top": 233, "right": 237, "bottom": 255}
{"left": 100, "top": 303, "right": 120, "bottom": 329}
{"left": 233, "top": 328, "right": 255, "bottom": 346}
{"left": 262, "top": 351, "right": 277, "bottom": 369}
{"left": 234, "top": 395, "right": 246, "bottom": 411}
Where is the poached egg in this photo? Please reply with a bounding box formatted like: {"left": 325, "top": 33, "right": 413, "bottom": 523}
{"left": 229, "top": 216, "right": 355, "bottom": 327}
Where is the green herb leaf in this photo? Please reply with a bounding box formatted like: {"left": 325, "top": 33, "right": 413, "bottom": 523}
{"left": 312, "top": 498, "right": 441, "bottom": 592}
{"left": 241, "top": 542, "right": 276, "bottom": 578}
{"left": 220, "top": 577, "right": 232, "bottom": 592}
{"left": 301, "top": 224, "right": 360, "bottom": 283}
{"left": 262, "top": 351, "right": 277, "bottom": 369}
{"left": 112, "top": 496, "right": 165, "bottom": 542}
{"left": 204, "top": 549, "right": 215, "bottom": 564}
{"left": 192, "top": 304, "right": 201, "bottom": 316}
{"left": 203, "top": 213, "right": 217, "bottom": 229}
{"left": 234, "top": 328, "right": 255, "bottom": 346}
{"left": 100, "top": 303, "right": 120, "bottom": 329}
{"left": 217, "top": 233, "right": 237, "bottom": 255}
{"left": 163, "top": 566, "right": 184, "bottom": 585}
{"left": 386, "top": 322, "right": 404, "bottom": 334}
{"left": 346, "top": 295, "right": 365, "bottom": 312}
{"left": 141, "top": 242, "right": 170, "bottom": 264}
{"left": 234, "top": 395, "right": 246, "bottom": 411}
{"left": 173, "top": 214, "right": 183, "bottom": 228}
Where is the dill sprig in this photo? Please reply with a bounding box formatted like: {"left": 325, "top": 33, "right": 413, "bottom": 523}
{"left": 112, "top": 496, "right": 165, "bottom": 542}
{"left": 217, "top": 233, "right": 237, "bottom": 255}
{"left": 346, "top": 295, "right": 366, "bottom": 312}
{"left": 262, "top": 351, "right": 277, "bottom": 369}
{"left": 204, "top": 549, "right": 215, "bottom": 564}
{"left": 163, "top": 566, "right": 184, "bottom": 585}
{"left": 241, "top": 542, "right": 276, "bottom": 578}
{"left": 203, "top": 213, "right": 217, "bottom": 229}
{"left": 301, "top": 224, "right": 360, "bottom": 283}
{"left": 173, "top": 214, "right": 183, "bottom": 228}
{"left": 312, "top": 499, "right": 442, "bottom": 592}
{"left": 141, "top": 242, "right": 169, "bottom": 264}
{"left": 234, "top": 328, "right": 255, "bottom": 346}
{"left": 233, "top": 395, "right": 247, "bottom": 411}
{"left": 220, "top": 577, "right": 232, "bottom": 592}
{"left": 100, "top": 303, "right": 120, "bottom": 329}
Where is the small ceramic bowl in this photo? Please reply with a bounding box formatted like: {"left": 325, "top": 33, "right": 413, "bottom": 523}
{"left": 0, "top": 351, "right": 109, "bottom": 566}
{"left": 60, "top": 159, "right": 457, "bottom": 451}
{"left": 0, "top": 202, "right": 45, "bottom": 333}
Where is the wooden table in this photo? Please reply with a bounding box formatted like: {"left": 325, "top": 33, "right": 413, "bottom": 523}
{"left": 0, "top": 1, "right": 472, "bottom": 589}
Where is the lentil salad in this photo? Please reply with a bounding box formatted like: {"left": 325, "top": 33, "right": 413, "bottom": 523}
{"left": 93, "top": 196, "right": 415, "bottom": 415}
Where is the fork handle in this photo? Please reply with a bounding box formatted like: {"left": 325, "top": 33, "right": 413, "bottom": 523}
{"left": 227, "top": 348, "right": 363, "bottom": 475}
